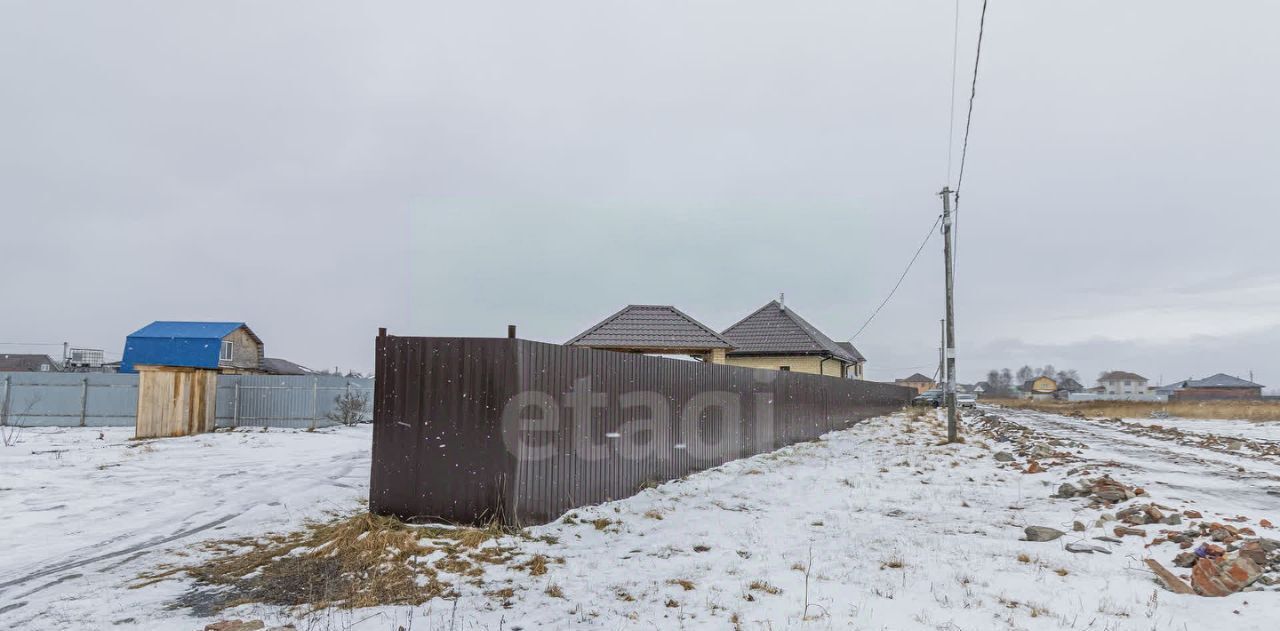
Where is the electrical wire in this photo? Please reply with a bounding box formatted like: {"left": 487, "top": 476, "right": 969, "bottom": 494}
{"left": 847, "top": 214, "right": 943, "bottom": 341}
{"left": 945, "top": 0, "right": 960, "bottom": 184}
{"left": 952, "top": 0, "right": 989, "bottom": 271}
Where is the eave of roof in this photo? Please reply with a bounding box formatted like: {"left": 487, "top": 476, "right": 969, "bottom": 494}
{"left": 566, "top": 305, "right": 736, "bottom": 350}
{"left": 721, "top": 300, "right": 857, "bottom": 363}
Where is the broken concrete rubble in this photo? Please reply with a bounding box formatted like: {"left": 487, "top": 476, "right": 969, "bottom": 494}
{"left": 1191, "top": 555, "right": 1263, "bottom": 597}
{"left": 1024, "top": 526, "right": 1065, "bottom": 542}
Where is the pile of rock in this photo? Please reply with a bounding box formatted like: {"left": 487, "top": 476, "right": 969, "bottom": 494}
{"left": 1042, "top": 469, "right": 1280, "bottom": 595}
{"left": 1052, "top": 475, "right": 1144, "bottom": 506}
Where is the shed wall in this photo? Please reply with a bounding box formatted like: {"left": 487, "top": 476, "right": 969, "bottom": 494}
{"left": 135, "top": 366, "right": 218, "bottom": 438}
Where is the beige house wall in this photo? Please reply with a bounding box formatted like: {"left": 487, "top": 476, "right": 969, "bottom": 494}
{"left": 219, "top": 327, "right": 263, "bottom": 371}
{"left": 896, "top": 380, "right": 935, "bottom": 394}
{"left": 724, "top": 355, "right": 848, "bottom": 378}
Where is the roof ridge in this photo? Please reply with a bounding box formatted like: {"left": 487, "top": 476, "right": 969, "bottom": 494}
{"left": 721, "top": 300, "right": 857, "bottom": 363}
{"left": 566, "top": 305, "right": 734, "bottom": 350}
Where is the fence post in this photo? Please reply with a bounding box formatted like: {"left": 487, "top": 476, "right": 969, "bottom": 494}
{"left": 1, "top": 375, "right": 10, "bottom": 427}
{"left": 232, "top": 382, "right": 240, "bottom": 429}
{"left": 79, "top": 377, "right": 89, "bottom": 427}
{"left": 311, "top": 376, "right": 319, "bottom": 430}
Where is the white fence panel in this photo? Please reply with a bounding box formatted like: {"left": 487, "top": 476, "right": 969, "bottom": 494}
{"left": 1067, "top": 392, "right": 1168, "bottom": 403}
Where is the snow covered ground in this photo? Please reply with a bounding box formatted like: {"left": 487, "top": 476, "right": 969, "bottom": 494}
{"left": 2, "top": 410, "right": 1277, "bottom": 630}
{"left": 1123, "top": 415, "right": 1280, "bottom": 445}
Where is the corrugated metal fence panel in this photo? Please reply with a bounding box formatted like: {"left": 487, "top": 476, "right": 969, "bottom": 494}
{"left": 0, "top": 372, "right": 140, "bottom": 427}
{"left": 369, "top": 337, "right": 516, "bottom": 524}
{"left": 0, "top": 372, "right": 374, "bottom": 429}
{"left": 213, "top": 375, "right": 374, "bottom": 429}
{"left": 369, "top": 335, "right": 914, "bottom": 526}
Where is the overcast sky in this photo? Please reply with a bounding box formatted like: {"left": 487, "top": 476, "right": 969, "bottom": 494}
{"left": 3, "top": 1, "right": 1278, "bottom": 387}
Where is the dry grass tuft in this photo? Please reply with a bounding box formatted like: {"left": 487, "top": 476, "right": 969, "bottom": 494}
{"left": 880, "top": 556, "right": 905, "bottom": 570}
{"left": 643, "top": 509, "right": 664, "bottom": 520}
{"left": 520, "top": 554, "right": 549, "bottom": 576}
{"left": 1016, "top": 553, "right": 1032, "bottom": 564}
{"left": 748, "top": 580, "right": 782, "bottom": 595}
{"left": 545, "top": 583, "right": 564, "bottom": 598}
{"left": 667, "top": 578, "right": 696, "bottom": 591}
{"left": 133, "top": 512, "right": 457, "bottom": 611}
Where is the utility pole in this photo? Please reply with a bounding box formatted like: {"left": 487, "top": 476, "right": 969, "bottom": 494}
{"left": 940, "top": 187, "right": 958, "bottom": 442}
{"left": 938, "top": 319, "right": 946, "bottom": 384}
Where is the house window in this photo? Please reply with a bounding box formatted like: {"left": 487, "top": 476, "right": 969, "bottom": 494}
{"left": 779, "top": 366, "right": 791, "bottom": 371}
{"left": 1124, "top": 380, "right": 1131, "bottom": 387}
{"left": 39, "top": 363, "right": 50, "bottom": 372}
{"left": 220, "top": 340, "right": 234, "bottom": 362}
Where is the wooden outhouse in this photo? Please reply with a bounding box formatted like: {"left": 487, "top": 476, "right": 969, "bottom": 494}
{"left": 134, "top": 365, "right": 218, "bottom": 438}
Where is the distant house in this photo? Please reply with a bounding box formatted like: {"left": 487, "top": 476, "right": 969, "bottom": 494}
{"left": 720, "top": 300, "right": 862, "bottom": 378}
{"left": 896, "top": 373, "right": 936, "bottom": 394}
{"left": 1098, "top": 371, "right": 1149, "bottom": 396}
{"left": 0, "top": 354, "right": 60, "bottom": 372}
{"left": 1169, "top": 373, "right": 1264, "bottom": 401}
{"left": 566, "top": 305, "right": 736, "bottom": 364}
{"left": 259, "top": 357, "right": 313, "bottom": 376}
{"left": 1023, "top": 376, "right": 1059, "bottom": 400}
{"left": 121, "top": 321, "right": 264, "bottom": 374}
{"left": 1058, "top": 378, "right": 1085, "bottom": 393}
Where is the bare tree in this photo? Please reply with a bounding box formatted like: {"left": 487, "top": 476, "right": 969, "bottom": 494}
{"left": 325, "top": 389, "right": 370, "bottom": 426}
{"left": 2, "top": 394, "right": 41, "bottom": 447}
{"left": 1016, "top": 366, "right": 1034, "bottom": 384}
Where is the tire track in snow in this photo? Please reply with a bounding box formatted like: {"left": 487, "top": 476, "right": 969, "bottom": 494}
{"left": 0, "top": 513, "right": 238, "bottom": 594}
{"left": 994, "top": 408, "right": 1280, "bottom": 512}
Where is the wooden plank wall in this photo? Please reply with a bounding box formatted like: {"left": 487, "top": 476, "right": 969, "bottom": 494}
{"left": 135, "top": 366, "right": 218, "bottom": 438}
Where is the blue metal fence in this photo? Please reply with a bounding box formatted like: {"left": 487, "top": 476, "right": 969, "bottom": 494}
{"left": 0, "top": 372, "right": 373, "bottom": 429}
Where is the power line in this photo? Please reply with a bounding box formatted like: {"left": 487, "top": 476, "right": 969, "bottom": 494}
{"left": 847, "top": 214, "right": 943, "bottom": 341}
{"left": 951, "top": 0, "right": 989, "bottom": 271}
{"left": 945, "top": 0, "right": 960, "bottom": 183}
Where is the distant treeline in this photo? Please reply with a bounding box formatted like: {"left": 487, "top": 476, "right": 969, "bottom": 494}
{"left": 982, "top": 365, "right": 1080, "bottom": 397}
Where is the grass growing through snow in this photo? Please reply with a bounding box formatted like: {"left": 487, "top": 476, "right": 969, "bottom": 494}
{"left": 131, "top": 512, "right": 517, "bottom": 612}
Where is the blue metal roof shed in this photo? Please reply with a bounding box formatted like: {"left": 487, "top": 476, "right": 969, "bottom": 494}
{"left": 120, "top": 321, "right": 262, "bottom": 373}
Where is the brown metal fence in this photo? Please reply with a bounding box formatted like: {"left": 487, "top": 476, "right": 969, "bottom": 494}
{"left": 370, "top": 333, "right": 914, "bottom": 525}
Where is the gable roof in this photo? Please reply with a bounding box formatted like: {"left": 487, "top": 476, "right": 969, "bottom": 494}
{"left": 898, "top": 373, "right": 934, "bottom": 383}
{"left": 721, "top": 300, "right": 858, "bottom": 363}
{"left": 1023, "top": 376, "right": 1058, "bottom": 392}
{"left": 835, "top": 341, "right": 866, "bottom": 362}
{"left": 1185, "top": 373, "right": 1263, "bottom": 389}
{"left": 127, "top": 321, "right": 257, "bottom": 342}
{"left": 121, "top": 321, "right": 263, "bottom": 373}
{"left": 566, "top": 305, "right": 735, "bottom": 350}
{"left": 0, "top": 354, "right": 60, "bottom": 372}
{"left": 1099, "top": 370, "right": 1147, "bottom": 382}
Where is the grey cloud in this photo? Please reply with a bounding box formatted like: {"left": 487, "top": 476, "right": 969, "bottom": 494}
{"left": 2, "top": 1, "right": 1277, "bottom": 386}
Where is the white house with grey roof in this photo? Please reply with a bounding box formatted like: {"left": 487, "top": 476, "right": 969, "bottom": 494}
{"left": 720, "top": 300, "right": 864, "bottom": 379}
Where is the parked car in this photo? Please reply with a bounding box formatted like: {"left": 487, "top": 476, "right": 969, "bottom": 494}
{"left": 912, "top": 389, "right": 943, "bottom": 407}
{"left": 912, "top": 389, "right": 978, "bottom": 409}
